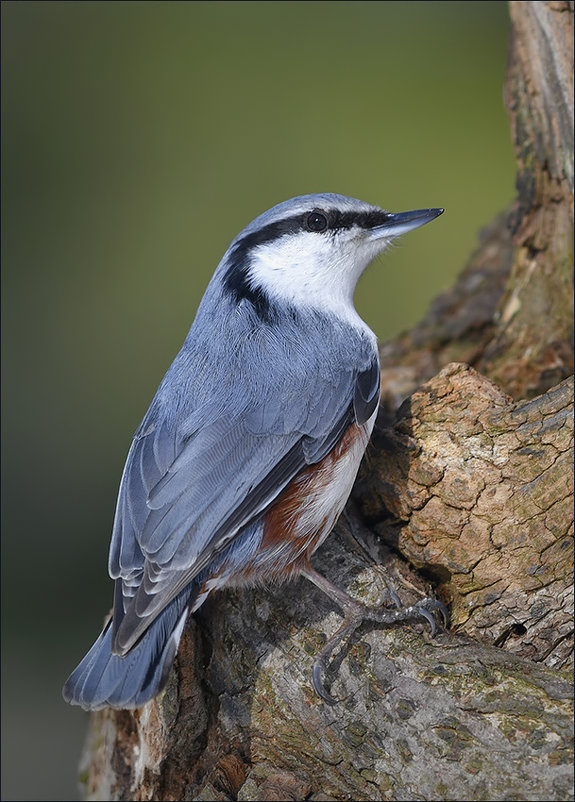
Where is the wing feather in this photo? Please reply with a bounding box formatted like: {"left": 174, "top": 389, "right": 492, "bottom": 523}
{"left": 109, "top": 324, "right": 380, "bottom": 654}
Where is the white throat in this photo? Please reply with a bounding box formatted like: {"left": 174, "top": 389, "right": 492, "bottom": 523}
{"left": 247, "top": 231, "right": 386, "bottom": 334}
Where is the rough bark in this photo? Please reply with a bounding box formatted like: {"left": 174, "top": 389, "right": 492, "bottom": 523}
{"left": 359, "top": 364, "right": 574, "bottom": 671}
{"left": 78, "top": 3, "right": 574, "bottom": 800}
{"left": 481, "top": 0, "right": 574, "bottom": 399}
{"left": 80, "top": 551, "right": 573, "bottom": 802}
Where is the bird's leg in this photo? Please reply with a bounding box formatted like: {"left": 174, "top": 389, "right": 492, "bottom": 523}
{"left": 300, "top": 565, "right": 449, "bottom": 705}
{"left": 337, "top": 509, "right": 402, "bottom": 609}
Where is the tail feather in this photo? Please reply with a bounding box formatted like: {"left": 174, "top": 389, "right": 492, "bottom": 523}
{"left": 62, "top": 594, "right": 189, "bottom": 711}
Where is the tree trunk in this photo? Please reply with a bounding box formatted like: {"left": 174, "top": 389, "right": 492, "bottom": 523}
{"left": 78, "top": 3, "right": 574, "bottom": 800}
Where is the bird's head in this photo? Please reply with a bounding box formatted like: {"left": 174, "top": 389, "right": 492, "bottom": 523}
{"left": 221, "top": 193, "right": 443, "bottom": 324}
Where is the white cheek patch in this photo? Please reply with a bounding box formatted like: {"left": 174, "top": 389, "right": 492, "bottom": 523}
{"left": 253, "top": 232, "right": 329, "bottom": 276}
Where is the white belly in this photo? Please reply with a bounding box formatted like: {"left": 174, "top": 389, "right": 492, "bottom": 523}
{"left": 295, "top": 407, "right": 377, "bottom": 554}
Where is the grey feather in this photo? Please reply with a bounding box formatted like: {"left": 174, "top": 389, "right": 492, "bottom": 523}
{"left": 353, "top": 358, "right": 381, "bottom": 424}
{"left": 108, "top": 292, "right": 378, "bottom": 653}
{"left": 62, "top": 591, "right": 189, "bottom": 710}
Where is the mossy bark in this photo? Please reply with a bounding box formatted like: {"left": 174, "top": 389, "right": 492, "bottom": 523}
{"left": 78, "top": 3, "right": 574, "bottom": 800}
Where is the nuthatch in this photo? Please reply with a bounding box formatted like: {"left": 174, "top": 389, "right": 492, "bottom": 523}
{"left": 63, "top": 193, "right": 445, "bottom": 710}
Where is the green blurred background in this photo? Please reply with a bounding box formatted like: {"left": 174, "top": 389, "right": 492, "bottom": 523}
{"left": 1, "top": 2, "right": 514, "bottom": 799}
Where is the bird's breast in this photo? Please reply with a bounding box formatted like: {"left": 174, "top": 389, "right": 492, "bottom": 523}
{"left": 260, "top": 410, "right": 377, "bottom": 566}
{"left": 190, "top": 409, "right": 377, "bottom": 604}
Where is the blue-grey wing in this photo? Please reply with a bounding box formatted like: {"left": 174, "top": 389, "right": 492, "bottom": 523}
{"left": 109, "top": 353, "right": 380, "bottom": 653}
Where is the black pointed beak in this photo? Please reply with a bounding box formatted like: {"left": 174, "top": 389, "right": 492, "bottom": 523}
{"left": 369, "top": 207, "right": 444, "bottom": 239}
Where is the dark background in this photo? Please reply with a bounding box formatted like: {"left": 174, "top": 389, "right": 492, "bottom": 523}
{"left": 1, "top": 2, "right": 514, "bottom": 799}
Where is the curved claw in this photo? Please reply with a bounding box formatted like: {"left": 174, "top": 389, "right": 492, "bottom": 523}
{"left": 433, "top": 600, "right": 450, "bottom": 628}
{"left": 416, "top": 598, "right": 450, "bottom": 631}
{"left": 415, "top": 605, "right": 438, "bottom": 636}
{"left": 312, "top": 662, "right": 338, "bottom": 706}
{"left": 388, "top": 588, "right": 403, "bottom": 610}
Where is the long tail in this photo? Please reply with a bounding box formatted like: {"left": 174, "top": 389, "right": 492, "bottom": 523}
{"left": 62, "top": 593, "right": 190, "bottom": 711}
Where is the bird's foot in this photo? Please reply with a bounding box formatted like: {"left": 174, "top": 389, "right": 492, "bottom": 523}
{"left": 302, "top": 567, "right": 449, "bottom": 705}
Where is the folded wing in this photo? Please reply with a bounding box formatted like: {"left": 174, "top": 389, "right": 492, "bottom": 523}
{"left": 109, "top": 351, "right": 380, "bottom": 654}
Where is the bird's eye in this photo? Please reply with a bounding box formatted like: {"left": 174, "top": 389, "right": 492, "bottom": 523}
{"left": 305, "top": 210, "right": 328, "bottom": 232}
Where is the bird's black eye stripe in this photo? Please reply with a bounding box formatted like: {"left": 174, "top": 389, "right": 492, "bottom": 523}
{"left": 303, "top": 209, "right": 392, "bottom": 234}
{"left": 304, "top": 208, "right": 391, "bottom": 233}
{"left": 305, "top": 210, "right": 328, "bottom": 232}
{"left": 230, "top": 208, "right": 391, "bottom": 256}
{"left": 329, "top": 209, "right": 391, "bottom": 230}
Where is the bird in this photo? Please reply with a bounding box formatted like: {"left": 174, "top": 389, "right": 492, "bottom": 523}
{"left": 63, "top": 193, "right": 445, "bottom": 711}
